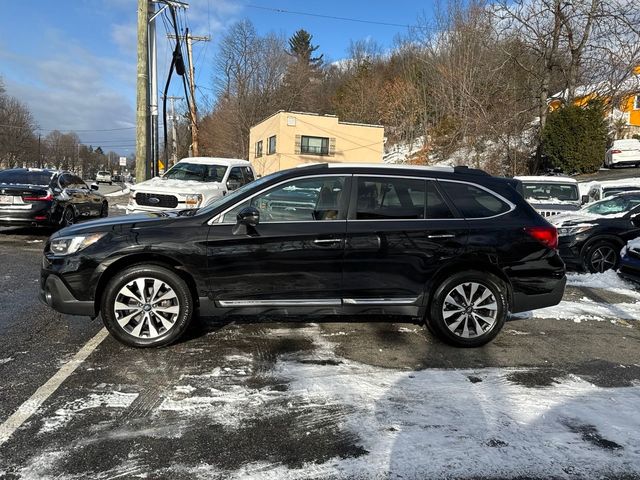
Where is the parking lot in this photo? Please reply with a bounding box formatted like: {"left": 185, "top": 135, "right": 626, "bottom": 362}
{"left": 0, "top": 184, "right": 639, "bottom": 479}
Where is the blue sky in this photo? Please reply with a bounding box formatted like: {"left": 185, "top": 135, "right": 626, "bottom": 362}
{"left": 0, "top": 0, "right": 433, "bottom": 154}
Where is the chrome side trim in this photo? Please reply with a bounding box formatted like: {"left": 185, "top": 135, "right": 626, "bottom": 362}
{"left": 343, "top": 297, "right": 418, "bottom": 305}
{"left": 218, "top": 299, "right": 342, "bottom": 307}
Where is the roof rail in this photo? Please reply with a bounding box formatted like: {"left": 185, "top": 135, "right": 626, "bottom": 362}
{"left": 453, "top": 165, "right": 490, "bottom": 176}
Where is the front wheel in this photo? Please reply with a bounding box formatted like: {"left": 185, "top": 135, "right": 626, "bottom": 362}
{"left": 101, "top": 265, "right": 194, "bottom": 348}
{"left": 584, "top": 240, "right": 619, "bottom": 273}
{"left": 427, "top": 271, "right": 508, "bottom": 347}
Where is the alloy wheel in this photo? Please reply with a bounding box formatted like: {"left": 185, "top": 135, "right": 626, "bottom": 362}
{"left": 590, "top": 246, "right": 617, "bottom": 273}
{"left": 442, "top": 282, "right": 498, "bottom": 339}
{"left": 113, "top": 277, "right": 181, "bottom": 339}
{"left": 63, "top": 208, "right": 75, "bottom": 226}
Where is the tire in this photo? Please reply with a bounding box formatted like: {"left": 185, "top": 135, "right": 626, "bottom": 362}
{"left": 427, "top": 271, "right": 508, "bottom": 347}
{"left": 101, "top": 264, "right": 194, "bottom": 348}
{"left": 100, "top": 201, "right": 109, "bottom": 218}
{"left": 109, "top": 182, "right": 112, "bottom": 185}
{"left": 61, "top": 207, "right": 75, "bottom": 227}
{"left": 583, "top": 240, "right": 620, "bottom": 273}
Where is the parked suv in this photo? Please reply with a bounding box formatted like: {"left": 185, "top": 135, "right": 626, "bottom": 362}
{"left": 40, "top": 164, "right": 565, "bottom": 348}
{"left": 126, "top": 157, "right": 255, "bottom": 214}
{"left": 515, "top": 175, "right": 581, "bottom": 218}
{"left": 95, "top": 171, "right": 113, "bottom": 185}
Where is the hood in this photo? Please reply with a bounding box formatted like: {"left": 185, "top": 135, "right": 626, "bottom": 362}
{"left": 51, "top": 210, "right": 184, "bottom": 238}
{"left": 132, "top": 177, "right": 223, "bottom": 195}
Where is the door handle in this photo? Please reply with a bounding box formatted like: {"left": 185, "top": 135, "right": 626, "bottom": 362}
{"left": 313, "top": 238, "right": 342, "bottom": 245}
{"left": 427, "top": 234, "right": 455, "bottom": 239}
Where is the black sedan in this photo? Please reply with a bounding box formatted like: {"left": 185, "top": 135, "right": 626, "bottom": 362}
{"left": 552, "top": 192, "right": 640, "bottom": 272}
{"left": 0, "top": 168, "right": 108, "bottom": 228}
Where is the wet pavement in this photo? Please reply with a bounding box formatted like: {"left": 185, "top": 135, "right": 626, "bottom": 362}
{"left": 0, "top": 207, "right": 639, "bottom": 479}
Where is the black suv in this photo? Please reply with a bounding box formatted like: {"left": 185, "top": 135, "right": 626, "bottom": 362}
{"left": 40, "top": 164, "right": 565, "bottom": 348}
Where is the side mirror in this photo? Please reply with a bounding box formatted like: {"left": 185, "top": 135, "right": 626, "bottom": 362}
{"left": 232, "top": 206, "right": 260, "bottom": 235}
{"left": 581, "top": 194, "right": 589, "bottom": 205}
{"left": 91, "top": 183, "right": 99, "bottom": 191}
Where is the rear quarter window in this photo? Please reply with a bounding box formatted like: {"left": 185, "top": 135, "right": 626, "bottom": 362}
{"left": 438, "top": 181, "right": 511, "bottom": 218}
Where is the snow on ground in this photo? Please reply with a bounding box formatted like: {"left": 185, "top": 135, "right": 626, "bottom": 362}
{"left": 104, "top": 184, "right": 132, "bottom": 197}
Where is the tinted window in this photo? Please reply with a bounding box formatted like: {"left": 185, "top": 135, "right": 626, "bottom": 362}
{"left": 221, "top": 176, "right": 347, "bottom": 223}
{"left": 243, "top": 167, "right": 255, "bottom": 183}
{"left": 59, "top": 174, "right": 73, "bottom": 189}
{"left": 163, "top": 162, "right": 227, "bottom": 182}
{"left": 426, "top": 181, "right": 454, "bottom": 219}
{"left": 71, "top": 176, "right": 87, "bottom": 189}
{"left": 439, "top": 181, "right": 510, "bottom": 218}
{"left": 0, "top": 170, "right": 54, "bottom": 186}
{"left": 356, "top": 177, "right": 425, "bottom": 220}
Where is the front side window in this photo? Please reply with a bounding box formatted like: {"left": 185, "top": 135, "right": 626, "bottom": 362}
{"left": 255, "top": 140, "right": 263, "bottom": 158}
{"left": 221, "top": 176, "right": 347, "bottom": 223}
{"left": 227, "top": 167, "right": 244, "bottom": 190}
{"left": 355, "top": 177, "right": 425, "bottom": 220}
{"left": 163, "top": 163, "right": 227, "bottom": 183}
{"left": 301, "top": 136, "right": 329, "bottom": 155}
{"left": 268, "top": 136, "right": 277, "bottom": 155}
{"left": 243, "top": 167, "right": 255, "bottom": 183}
{"left": 439, "top": 181, "right": 511, "bottom": 218}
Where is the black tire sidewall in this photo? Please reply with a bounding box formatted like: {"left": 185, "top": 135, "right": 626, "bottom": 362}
{"left": 101, "top": 202, "right": 108, "bottom": 217}
{"left": 101, "top": 265, "right": 193, "bottom": 348}
{"left": 428, "top": 271, "right": 508, "bottom": 347}
{"left": 584, "top": 240, "right": 620, "bottom": 273}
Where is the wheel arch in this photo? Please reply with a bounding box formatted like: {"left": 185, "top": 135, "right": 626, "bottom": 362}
{"left": 422, "top": 258, "right": 513, "bottom": 321}
{"left": 93, "top": 253, "right": 200, "bottom": 315}
{"left": 579, "top": 234, "right": 624, "bottom": 257}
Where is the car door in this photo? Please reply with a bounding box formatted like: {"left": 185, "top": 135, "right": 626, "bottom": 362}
{"left": 58, "top": 174, "right": 85, "bottom": 216}
{"left": 71, "top": 176, "right": 95, "bottom": 216}
{"left": 205, "top": 174, "right": 351, "bottom": 308}
{"left": 342, "top": 176, "right": 468, "bottom": 312}
{"left": 78, "top": 178, "right": 102, "bottom": 216}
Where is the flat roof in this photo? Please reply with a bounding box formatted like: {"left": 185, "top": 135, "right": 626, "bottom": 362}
{"left": 177, "top": 157, "right": 249, "bottom": 166}
{"left": 251, "top": 110, "right": 384, "bottom": 129}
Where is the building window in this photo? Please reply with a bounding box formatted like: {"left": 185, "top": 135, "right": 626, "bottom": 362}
{"left": 255, "top": 140, "right": 263, "bottom": 158}
{"left": 301, "top": 136, "right": 329, "bottom": 155}
{"left": 635, "top": 95, "right": 640, "bottom": 110}
{"left": 268, "top": 135, "right": 276, "bottom": 155}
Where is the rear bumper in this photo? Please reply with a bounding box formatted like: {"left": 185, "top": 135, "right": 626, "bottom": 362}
{"left": 512, "top": 274, "right": 566, "bottom": 313}
{"left": 0, "top": 206, "right": 54, "bottom": 226}
{"left": 39, "top": 273, "right": 96, "bottom": 316}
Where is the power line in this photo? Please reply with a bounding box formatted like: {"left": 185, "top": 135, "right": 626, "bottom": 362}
{"left": 245, "top": 4, "right": 412, "bottom": 28}
{"left": 0, "top": 124, "right": 135, "bottom": 132}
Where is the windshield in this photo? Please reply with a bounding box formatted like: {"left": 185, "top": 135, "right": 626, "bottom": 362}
{"left": 0, "top": 170, "right": 54, "bottom": 186}
{"left": 522, "top": 182, "right": 579, "bottom": 202}
{"left": 584, "top": 195, "right": 640, "bottom": 215}
{"left": 163, "top": 162, "right": 227, "bottom": 182}
{"left": 197, "top": 173, "right": 275, "bottom": 216}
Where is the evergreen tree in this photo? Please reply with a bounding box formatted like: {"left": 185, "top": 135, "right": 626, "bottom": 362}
{"left": 288, "top": 29, "right": 323, "bottom": 68}
{"left": 541, "top": 100, "right": 608, "bottom": 174}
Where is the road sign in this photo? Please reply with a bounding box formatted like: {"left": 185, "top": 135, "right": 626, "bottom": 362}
{"left": 119, "top": 157, "right": 127, "bottom": 167}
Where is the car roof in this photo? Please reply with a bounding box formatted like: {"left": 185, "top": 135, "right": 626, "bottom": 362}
{"left": 177, "top": 157, "right": 250, "bottom": 166}
{"left": 515, "top": 175, "right": 578, "bottom": 184}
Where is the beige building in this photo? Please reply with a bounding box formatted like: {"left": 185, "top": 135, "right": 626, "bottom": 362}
{"left": 249, "top": 111, "right": 385, "bottom": 177}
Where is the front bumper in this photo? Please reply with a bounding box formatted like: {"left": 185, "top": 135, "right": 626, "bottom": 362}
{"left": 39, "top": 273, "right": 96, "bottom": 316}
{"left": 557, "top": 234, "right": 586, "bottom": 270}
{"left": 618, "top": 252, "right": 640, "bottom": 283}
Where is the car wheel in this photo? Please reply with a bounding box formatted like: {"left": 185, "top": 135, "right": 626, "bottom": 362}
{"left": 109, "top": 182, "right": 112, "bottom": 185}
{"left": 100, "top": 201, "right": 109, "bottom": 217}
{"left": 584, "top": 240, "right": 620, "bottom": 273}
{"left": 101, "top": 264, "right": 194, "bottom": 348}
{"left": 61, "top": 207, "right": 75, "bottom": 227}
{"left": 427, "top": 271, "right": 508, "bottom": 347}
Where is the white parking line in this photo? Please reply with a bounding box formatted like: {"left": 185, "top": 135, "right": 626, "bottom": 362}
{"left": 0, "top": 327, "right": 109, "bottom": 446}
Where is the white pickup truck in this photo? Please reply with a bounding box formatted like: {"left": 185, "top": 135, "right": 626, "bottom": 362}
{"left": 127, "top": 157, "right": 256, "bottom": 214}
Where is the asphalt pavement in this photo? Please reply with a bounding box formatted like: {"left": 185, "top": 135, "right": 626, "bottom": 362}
{"left": 0, "top": 180, "right": 638, "bottom": 479}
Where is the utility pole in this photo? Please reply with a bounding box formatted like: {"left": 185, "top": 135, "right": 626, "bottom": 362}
{"left": 164, "top": 96, "right": 183, "bottom": 167}
{"left": 167, "top": 33, "right": 209, "bottom": 156}
{"left": 135, "top": 0, "right": 150, "bottom": 183}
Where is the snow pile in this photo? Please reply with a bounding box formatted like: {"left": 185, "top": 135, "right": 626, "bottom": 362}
{"left": 567, "top": 271, "right": 636, "bottom": 290}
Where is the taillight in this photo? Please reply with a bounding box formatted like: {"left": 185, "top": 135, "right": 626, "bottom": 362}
{"left": 23, "top": 193, "right": 54, "bottom": 202}
{"left": 524, "top": 226, "right": 558, "bottom": 250}
{"left": 611, "top": 149, "right": 622, "bottom": 154}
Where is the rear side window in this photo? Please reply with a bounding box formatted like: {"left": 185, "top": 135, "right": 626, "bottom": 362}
{"left": 439, "top": 181, "right": 511, "bottom": 218}
{"left": 426, "top": 181, "right": 454, "bottom": 219}
{"left": 355, "top": 177, "right": 425, "bottom": 220}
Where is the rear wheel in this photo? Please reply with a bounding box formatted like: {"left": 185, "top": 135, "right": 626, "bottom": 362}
{"left": 101, "top": 264, "right": 194, "bottom": 348}
{"left": 584, "top": 240, "right": 620, "bottom": 273}
{"left": 427, "top": 271, "right": 508, "bottom": 347}
{"left": 61, "top": 207, "right": 75, "bottom": 227}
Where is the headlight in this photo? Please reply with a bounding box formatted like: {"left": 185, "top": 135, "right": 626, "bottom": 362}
{"left": 557, "top": 225, "right": 592, "bottom": 236}
{"left": 185, "top": 194, "right": 202, "bottom": 208}
{"left": 50, "top": 233, "right": 107, "bottom": 256}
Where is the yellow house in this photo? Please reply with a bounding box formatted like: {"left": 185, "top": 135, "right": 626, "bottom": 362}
{"left": 549, "top": 66, "right": 640, "bottom": 136}
{"left": 249, "top": 111, "right": 385, "bottom": 177}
